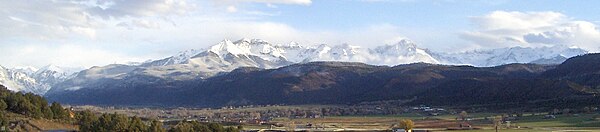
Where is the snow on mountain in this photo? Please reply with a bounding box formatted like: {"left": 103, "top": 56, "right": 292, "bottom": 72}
{"left": 141, "top": 49, "right": 203, "bottom": 67}
{"left": 42, "top": 38, "right": 590, "bottom": 95}
{"left": 0, "top": 64, "right": 82, "bottom": 95}
{"left": 0, "top": 65, "right": 38, "bottom": 93}
{"left": 370, "top": 40, "right": 439, "bottom": 65}
{"left": 138, "top": 38, "right": 588, "bottom": 77}
{"left": 433, "top": 45, "right": 588, "bottom": 67}
{"left": 13, "top": 66, "right": 38, "bottom": 75}
{"left": 46, "top": 64, "right": 139, "bottom": 92}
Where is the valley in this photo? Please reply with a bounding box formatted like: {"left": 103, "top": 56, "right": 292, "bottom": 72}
{"left": 63, "top": 104, "right": 600, "bottom": 131}
{"left": 4, "top": 1, "right": 600, "bottom": 131}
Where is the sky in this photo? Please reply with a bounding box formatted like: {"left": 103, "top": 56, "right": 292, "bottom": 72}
{"left": 1, "top": 0, "right": 600, "bottom": 68}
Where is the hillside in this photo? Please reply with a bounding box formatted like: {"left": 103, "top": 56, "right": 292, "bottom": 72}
{"left": 44, "top": 54, "right": 600, "bottom": 108}
{"left": 2, "top": 38, "right": 588, "bottom": 96}
{"left": 0, "top": 84, "right": 77, "bottom": 131}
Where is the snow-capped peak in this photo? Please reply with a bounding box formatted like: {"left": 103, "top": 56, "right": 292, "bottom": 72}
{"left": 136, "top": 38, "right": 589, "bottom": 79}
{"left": 373, "top": 39, "right": 419, "bottom": 56}
{"left": 209, "top": 39, "right": 252, "bottom": 57}
{"left": 172, "top": 49, "right": 203, "bottom": 64}
{"left": 13, "top": 66, "right": 38, "bottom": 75}
{"left": 286, "top": 41, "right": 302, "bottom": 48}
{"left": 432, "top": 44, "right": 588, "bottom": 66}
{"left": 330, "top": 44, "right": 360, "bottom": 57}
{"left": 37, "top": 64, "right": 64, "bottom": 74}
{"left": 208, "top": 39, "right": 286, "bottom": 61}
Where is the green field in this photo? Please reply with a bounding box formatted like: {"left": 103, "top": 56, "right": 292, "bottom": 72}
{"left": 261, "top": 113, "right": 600, "bottom": 131}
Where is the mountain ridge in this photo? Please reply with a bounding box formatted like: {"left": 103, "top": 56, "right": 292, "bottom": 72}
{"left": 44, "top": 53, "right": 600, "bottom": 108}
{"left": 0, "top": 38, "right": 591, "bottom": 95}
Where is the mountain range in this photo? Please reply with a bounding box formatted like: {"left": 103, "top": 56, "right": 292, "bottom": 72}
{"left": 0, "top": 65, "right": 80, "bottom": 95}
{"left": 44, "top": 53, "right": 600, "bottom": 108}
{"left": 0, "top": 38, "right": 590, "bottom": 97}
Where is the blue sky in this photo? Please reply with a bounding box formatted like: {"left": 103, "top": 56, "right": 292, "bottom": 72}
{"left": 1, "top": 0, "right": 599, "bottom": 68}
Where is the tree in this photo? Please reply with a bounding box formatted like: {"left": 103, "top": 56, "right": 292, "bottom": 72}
{"left": 563, "top": 108, "right": 571, "bottom": 115}
{"left": 459, "top": 111, "right": 469, "bottom": 120}
{"left": 225, "top": 127, "right": 238, "bottom": 132}
{"left": 149, "top": 120, "right": 166, "bottom": 132}
{"left": 0, "top": 111, "right": 8, "bottom": 131}
{"left": 0, "top": 100, "right": 6, "bottom": 110}
{"left": 95, "top": 113, "right": 114, "bottom": 131}
{"left": 191, "top": 121, "right": 210, "bottom": 132}
{"left": 77, "top": 110, "right": 98, "bottom": 132}
{"left": 50, "top": 102, "right": 66, "bottom": 119}
{"left": 493, "top": 116, "right": 502, "bottom": 132}
{"left": 583, "top": 107, "right": 592, "bottom": 113}
{"left": 169, "top": 121, "right": 194, "bottom": 132}
{"left": 110, "top": 113, "right": 130, "bottom": 131}
{"left": 208, "top": 122, "right": 225, "bottom": 132}
{"left": 42, "top": 106, "right": 54, "bottom": 119}
{"left": 128, "top": 116, "right": 148, "bottom": 132}
{"left": 285, "top": 121, "right": 296, "bottom": 132}
{"left": 398, "top": 119, "right": 415, "bottom": 132}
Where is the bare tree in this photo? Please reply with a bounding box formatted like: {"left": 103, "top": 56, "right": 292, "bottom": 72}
{"left": 459, "top": 111, "right": 468, "bottom": 120}
{"left": 493, "top": 116, "right": 502, "bottom": 132}
{"left": 398, "top": 119, "right": 415, "bottom": 132}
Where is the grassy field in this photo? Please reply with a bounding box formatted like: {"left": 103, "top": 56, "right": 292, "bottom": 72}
{"left": 263, "top": 112, "right": 600, "bottom": 131}
{"left": 2, "top": 111, "right": 78, "bottom": 131}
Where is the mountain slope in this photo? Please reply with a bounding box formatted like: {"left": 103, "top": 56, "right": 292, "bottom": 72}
{"left": 432, "top": 45, "right": 587, "bottom": 66}
{"left": 47, "top": 58, "right": 596, "bottom": 107}
{"left": 56, "top": 38, "right": 587, "bottom": 85}
{"left": 4, "top": 38, "right": 589, "bottom": 96}
{"left": 0, "top": 65, "right": 79, "bottom": 95}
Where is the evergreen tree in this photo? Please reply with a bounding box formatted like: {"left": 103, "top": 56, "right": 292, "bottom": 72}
{"left": 128, "top": 116, "right": 148, "bottom": 132}
{"left": 225, "top": 127, "right": 238, "bottom": 132}
{"left": 0, "top": 111, "right": 8, "bottom": 131}
{"left": 208, "top": 122, "right": 225, "bottom": 132}
{"left": 0, "top": 100, "right": 6, "bottom": 110}
{"left": 50, "top": 102, "right": 66, "bottom": 119}
{"left": 77, "top": 110, "right": 98, "bottom": 132}
{"left": 190, "top": 121, "right": 210, "bottom": 132}
{"left": 169, "top": 121, "right": 194, "bottom": 132}
{"left": 149, "top": 119, "right": 166, "bottom": 132}
{"left": 95, "top": 113, "right": 114, "bottom": 131}
{"left": 42, "top": 106, "right": 54, "bottom": 119}
{"left": 110, "top": 113, "right": 130, "bottom": 131}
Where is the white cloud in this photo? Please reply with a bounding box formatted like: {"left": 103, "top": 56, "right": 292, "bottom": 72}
{"left": 117, "top": 19, "right": 162, "bottom": 29}
{"left": 226, "top": 6, "right": 238, "bottom": 13}
{"left": 462, "top": 11, "right": 600, "bottom": 51}
{"left": 0, "top": 44, "right": 147, "bottom": 68}
{"left": 0, "top": 0, "right": 418, "bottom": 68}
{"left": 0, "top": 0, "right": 194, "bottom": 39}
{"left": 86, "top": 0, "right": 195, "bottom": 19}
{"left": 218, "top": 0, "right": 312, "bottom": 5}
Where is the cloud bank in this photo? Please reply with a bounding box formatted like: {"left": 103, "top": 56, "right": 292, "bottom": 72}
{"left": 462, "top": 11, "right": 600, "bottom": 51}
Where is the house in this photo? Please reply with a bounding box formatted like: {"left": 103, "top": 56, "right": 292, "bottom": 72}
{"left": 392, "top": 128, "right": 411, "bottom": 132}
{"left": 544, "top": 115, "right": 556, "bottom": 119}
{"left": 393, "top": 129, "right": 431, "bottom": 132}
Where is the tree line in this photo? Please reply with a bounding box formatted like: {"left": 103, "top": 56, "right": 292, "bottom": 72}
{"left": 0, "top": 85, "right": 72, "bottom": 129}
{"left": 77, "top": 109, "right": 241, "bottom": 132}
{"left": 1, "top": 85, "right": 240, "bottom": 132}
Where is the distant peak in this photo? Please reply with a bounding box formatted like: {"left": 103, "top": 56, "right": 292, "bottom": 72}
{"left": 392, "top": 39, "right": 417, "bottom": 48}
{"left": 39, "top": 64, "right": 63, "bottom": 72}
{"left": 236, "top": 38, "right": 252, "bottom": 43}
{"left": 332, "top": 43, "right": 360, "bottom": 49}
{"left": 233, "top": 38, "right": 270, "bottom": 45}
{"left": 216, "top": 39, "right": 234, "bottom": 46}
{"left": 13, "top": 66, "right": 39, "bottom": 71}
{"left": 287, "top": 41, "right": 301, "bottom": 47}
